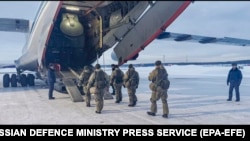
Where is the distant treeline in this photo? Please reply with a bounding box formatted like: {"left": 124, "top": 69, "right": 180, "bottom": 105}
{"left": 101, "top": 60, "right": 250, "bottom": 68}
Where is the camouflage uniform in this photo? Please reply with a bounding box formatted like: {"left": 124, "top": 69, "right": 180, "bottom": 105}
{"left": 147, "top": 61, "right": 170, "bottom": 118}
{"left": 87, "top": 64, "right": 108, "bottom": 114}
{"left": 124, "top": 64, "right": 139, "bottom": 107}
{"left": 110, "top": 65, "right": 124, "bottom": 103}
{"left": 78, "top": 66, "right": 93, "bottom": 107}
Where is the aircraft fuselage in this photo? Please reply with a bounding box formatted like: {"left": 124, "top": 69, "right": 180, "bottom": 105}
{"left": 2, "top": 1, "right": 191, "bottom": 95}
{"left": 15, "top": 1, "right": 191, "bottom": 74}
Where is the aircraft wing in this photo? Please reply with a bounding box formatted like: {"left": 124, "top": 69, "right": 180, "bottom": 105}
{"left": 0, "top": 63, "right": 16, "bottom": 74}
{"left": 0, "top": 18, "right": 29, "bottom": 33}
{"left": 157, "top": 31, "right": 250, "bottom": 47}
{"left": 0, "top": 18, "right": 29, "bottom": 70}
{"left": 0, "top": 64, "right": 16, "bottom": 69}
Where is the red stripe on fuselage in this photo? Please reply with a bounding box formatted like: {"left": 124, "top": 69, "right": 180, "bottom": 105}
{"left": 41, "top": 2, "right": 63, "bottom": 66}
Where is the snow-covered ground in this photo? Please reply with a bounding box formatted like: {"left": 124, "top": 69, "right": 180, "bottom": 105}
{"left": 0, "top": 65, "right": 250, "bottom": 124}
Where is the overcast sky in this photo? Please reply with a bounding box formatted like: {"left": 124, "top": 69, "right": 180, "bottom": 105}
{"left": 0, "top": 1, "right": 250, "bottom": 65}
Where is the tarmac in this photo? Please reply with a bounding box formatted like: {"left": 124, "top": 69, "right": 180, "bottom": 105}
{"left": 0, "top": 65, "right": 250, "bottom": 125}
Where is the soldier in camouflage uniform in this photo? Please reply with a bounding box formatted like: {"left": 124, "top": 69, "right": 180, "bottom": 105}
{"left": 124, "top": 64, "right": 139, "bottom": 107}
{"left": 147, "top": 60, "right": 170, "bottom": 118}
{"left": 78, "top": 65, "right": 94, "bottom": 107}
{"left": 110, "top": 65, "right": 124, "bottom": 103}
{"left": 87, "top": 64, "right": 108, "bottom": 114}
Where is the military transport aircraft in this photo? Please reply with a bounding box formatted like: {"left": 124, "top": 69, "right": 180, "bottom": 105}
{"left": 1, "top": 1, "right": 250, "bottom": 102}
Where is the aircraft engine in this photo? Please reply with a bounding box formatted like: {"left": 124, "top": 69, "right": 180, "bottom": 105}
{"left": 60, "top": 13, "right": 83, "bottom": 36}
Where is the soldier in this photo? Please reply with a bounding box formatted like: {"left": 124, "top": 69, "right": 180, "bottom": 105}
{"left": 110, "top": 65, "right": 124, "bottom": 103}
{"left": 87, "top": 64, "right": 108, "bottom": 114}
{"left": 78, "top": 65, "right": 94, "bottom": 107}
{"left": 110, "top": 64, "right": 116, "bottom": 95}
{"left": 226, "top": 63, "right": 243, "bottom": 102}
{"left": 147, "top": 60, "right": 170, "bottom": 118}
{"left": 47, "top": 63, "right": 56, "bottom": 100}
{"left": 124, "top": 64, "right": 139, "bottom": 107}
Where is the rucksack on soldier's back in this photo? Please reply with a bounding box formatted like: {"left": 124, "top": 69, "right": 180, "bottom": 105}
{"left": 95, "top": 70, "right": 107, "bottom": 89}
{"left": 114, "top": 69, "right": 123, "bottom": 84}
{"left": 125, "top": 71, "right": 139, "bottom": 87}
{"left": 130, "top": 72, "right": 139, "bottom": 86}
{"left": 160, "top": 79, "right": 170, "bottom": 89}
{"left": 83, "top": 71, "right": 92, "bottom": 85}
{"left": 155, "top": 68, "right": 169, "bottom": 89}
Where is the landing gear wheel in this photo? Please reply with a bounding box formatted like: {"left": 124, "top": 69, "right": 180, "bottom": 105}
{"left": 20, "top": 74, "right": 27, "bottom": 87}
{"left": 11, "top": 74, "right": 18, "bottom": 87}
{"left": 27, "top": 74, "right": 35, "bottom": 86}
{"left": 3, "top": 74, "right": 10, "bottom": 88}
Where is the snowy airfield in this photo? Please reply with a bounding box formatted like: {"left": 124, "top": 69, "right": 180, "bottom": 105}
{"left": 0, "top": 65, "right": 250, "bottom": 125}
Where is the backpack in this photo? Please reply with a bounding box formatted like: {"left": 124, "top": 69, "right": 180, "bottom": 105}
{"left": 82, "top": 71, "right": 92, "bottom": 85}
{"left": 155, "top": 68, "right": 169, "bottom": 89}
{"left": 160, "top": 79, "right": 170, "bottom": 89}
{"left": 95, "top": 70, "right": 107, "bottom": 89}
{"left": 114, "top": 69, "right": 123, "bottom": 84}
{"left": 126, "top": 69, "right": 139, "bottom": 87}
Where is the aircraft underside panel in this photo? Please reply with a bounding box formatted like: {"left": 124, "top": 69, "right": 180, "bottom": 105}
{"left": 157, "top": 32, "right": 250, "bottom": 47}
{"left": 14, "top": 55, "right": 37, "bottom": 72}
{"left": 112, "top": 1, "right": 190, "bottom": 65}
{"left": 102, "top": 1, "right": 149, "bottom": 48}
{"left": 14, "top": 2, "right": 60, "bottom": 72}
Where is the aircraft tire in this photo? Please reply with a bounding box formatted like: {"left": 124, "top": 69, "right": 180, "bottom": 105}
{"left": 10, "top": 74, "right": 18, "bottom": 87}
{"left": 3, "top": 74, "right": 10, "bottom": 88}
{"left": 20, "top": 74, "right": 27, "bottom": 87}
{"left": 27, "top": 74, "right": 35, "bottom": 86}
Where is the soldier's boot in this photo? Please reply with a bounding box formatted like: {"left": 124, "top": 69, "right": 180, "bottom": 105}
{"left": 162, "top": 114, "right": 168, "bottom": 118}
{"left": 147, "top": 111, "right": 156, "bottom": 116}
{"left": 86, "top": 103, "right": 91, "bottom": 107}
{"left": 133, "top": 100, "right": 137, "bottom": 106}
{"left": 128, "top": 101, "right": 135, "bottom": 107}
{"left": 95, "top": 111, "right": 101, "bottom": 114}
{"left": 115, "top": 97, "right": 122, "bottom": 103}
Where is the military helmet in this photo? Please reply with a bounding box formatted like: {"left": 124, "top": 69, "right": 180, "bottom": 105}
{"left": 95, "top": 64, "right": 101, "bottom": 69}
{"left": 128, "top": 64, "right": 133, "bottom": 68}
{"left": 155, "top": 60, "right": 161, "bottom": 66}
